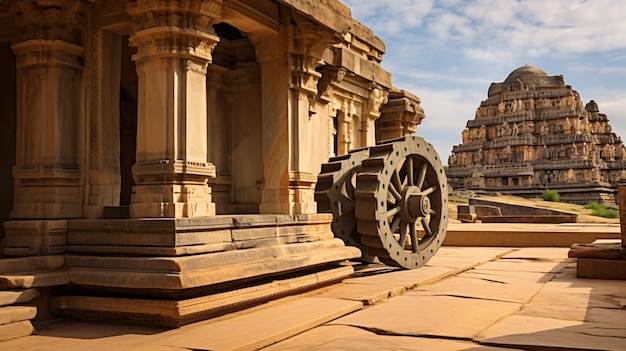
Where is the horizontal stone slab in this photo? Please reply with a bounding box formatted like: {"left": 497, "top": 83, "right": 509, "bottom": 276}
{"left": 66, "top": 242, "right": 237, "bottom": 256}
{"left": 0, "top": 270, "right": 69, "bottom": 289}
{"left": 66, "top": 214, "right": 334, "bottom": 250}
{"left": 569, "top": 242, "right": 624, "bottom": 259}
{"left": 0, "top": 320, "right": 35, "bottom": 342}
{"left": 0, "top": 256, "right": 64, "bottom": 275}
{"left": 0, "top": 306, "right": 37, "bottom": 326}
{"left": 68, "top": 243, "right": 361, "bottom": 289}
{"left": 0, "top": 289, "right": 39, "bottom": 307}
{"left": 53, "top": 265, "right": 356, "bottom": 327}
{"left": 67, "top": 239, "right": 351, "bottom": 273}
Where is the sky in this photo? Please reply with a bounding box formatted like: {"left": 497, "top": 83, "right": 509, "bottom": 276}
{"left": 342, "top": 0, "right": 626, "bottom": 165}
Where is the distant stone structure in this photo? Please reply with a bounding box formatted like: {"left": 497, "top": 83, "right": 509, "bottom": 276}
{"left": 447, "top": 65, "right": 626, "bottom": 205}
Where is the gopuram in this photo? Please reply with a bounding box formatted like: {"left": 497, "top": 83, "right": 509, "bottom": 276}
{"left": 447, "top": 65, "right": 626, "bottom": 205}
{"left": 0, "top": 0, "right": 428, "bottom": 339}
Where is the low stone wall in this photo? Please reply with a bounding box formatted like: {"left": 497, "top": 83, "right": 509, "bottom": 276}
{"left": 463, "top": 198, "right": 578, "bottom": 223}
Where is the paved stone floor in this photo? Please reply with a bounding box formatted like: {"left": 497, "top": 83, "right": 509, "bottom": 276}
{"left": 1, "top": 245, "right": 625, "bottom": 350}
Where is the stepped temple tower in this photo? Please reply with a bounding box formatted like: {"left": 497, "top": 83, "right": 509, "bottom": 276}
{"left": 447, "top": 65, "right": 626, "bottom": 204}
{"left": 0, "top": 0, "right": 427, "bottom": 336}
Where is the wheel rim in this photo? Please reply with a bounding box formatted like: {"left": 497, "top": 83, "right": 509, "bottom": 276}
{"left": 315, "top": 148, "right": 376, "bottom": 261}
{"left": 355, "top": 136, "right": 448, "bottom": 269}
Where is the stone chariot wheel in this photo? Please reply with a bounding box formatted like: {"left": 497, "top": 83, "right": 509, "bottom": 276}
{"left": 315, "top": 148, "right": 377, "bottom": 262}
{"left": 354, "top": 136, "right": 448, "bottom": 269}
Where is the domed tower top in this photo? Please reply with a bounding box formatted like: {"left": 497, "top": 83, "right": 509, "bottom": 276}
{"left": 488, "top": 65, "right": 566, "bottom": 97}
{"left": 503, "top": 65, "right": 548, "bottom": 84}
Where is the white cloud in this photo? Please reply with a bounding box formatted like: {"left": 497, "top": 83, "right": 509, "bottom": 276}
{"left": 341, "top": 0, "right": 626, "bottom": 161}
{"left": 345, "top": 0, "right": 626, "bottom": 62}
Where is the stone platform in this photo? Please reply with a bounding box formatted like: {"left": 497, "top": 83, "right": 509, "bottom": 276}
{"left": 2, "top": 246, "right": 625, "bottom": 351}
{"left": 1, "top": 214, "right": 360, "bottom": 332}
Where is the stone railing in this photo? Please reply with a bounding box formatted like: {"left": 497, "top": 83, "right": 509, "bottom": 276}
{"left": 536, "top": 133, "right": 589, "bottom": 145}
{"left": 484, "top": 136, "right": 535, "bottom": 149}
{"left": 533, "top": 159, "right": 595, "bottom": 170}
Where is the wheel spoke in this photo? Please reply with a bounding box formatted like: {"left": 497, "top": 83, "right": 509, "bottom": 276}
{"left": 387, "top": 205, "right": 402, "bottom": 218}
{"left": 390, "top": 216, "right": 401, "bottom": 233}
{"left": 409, "top": 222, "right": 418, "bottom": 253}
{"left": 398, "top": 221, "right": 408, "bottom": 248}
{"left": 422, "top": 217, "right": 433, "bottom": 238}
{"left": 407, "top": 156, "right": 414, "bottom": 186}
{"left": 422, "top": 185, "right": 437, "bottom": 196}
{"left": 416, "top": 162, "right": 427, "bottom": 189}
{"left": 388, "top": 181, "right": 403, "bottom": 201}
{"left": 392, "top": 170, "right": 403, "bottom": 192}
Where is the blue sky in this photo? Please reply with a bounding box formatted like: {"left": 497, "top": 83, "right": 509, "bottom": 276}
{"left": 343, "top": 0, "right": 626, "bottom": 165}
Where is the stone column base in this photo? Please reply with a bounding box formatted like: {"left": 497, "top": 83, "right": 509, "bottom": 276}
{"left": 130, "top": 184, "right": 216, "bottom": 218}
{"left": 2, "top": 220, "right": 68, "bottom": 256}
{"left": 260, "top": 187, "right": 317, "bottom": 215}
{"left": 12, "top": 186, "right": 83, "bottom": 219}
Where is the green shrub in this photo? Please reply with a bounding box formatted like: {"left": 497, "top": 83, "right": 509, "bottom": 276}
{"left": 540, "top": 189, "right": 560, "bottom": 202}
{"left": 584, "top": 202, "right": 603, "bottom": 210}
{"left": 585, "top": 202, "right": 619, "bottom": 218}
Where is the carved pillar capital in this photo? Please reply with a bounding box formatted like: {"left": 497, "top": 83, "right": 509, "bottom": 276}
{"left": 12, "top": 39, "right": 84, "bottom": 70}
{"left": 127, "top": 0, "right": 222, "bottom": 65}
{"left": 14, "top": 0, "right": 87, "bottom": 44}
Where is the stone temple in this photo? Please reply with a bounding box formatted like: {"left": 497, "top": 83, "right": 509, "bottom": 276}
{"left": 0, "top": 0, "right": 427, "bottom": 337}
{"left": 447, "top": 65, "right": 626, "bottom": 205}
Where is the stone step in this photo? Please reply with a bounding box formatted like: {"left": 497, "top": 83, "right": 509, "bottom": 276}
{"left": 0, "top": 270, "right": 69, "bottom": 289}
{"left": 0, "top": 256, "right": 64, "bottom": 275}
{"left": 52, "top": 265, "right": 355, "bottom": 327}
{"left": 0, "top": 289, "right": 39, "bottom": 307}
{"left": 0, "top": 306, "right": 37, "bottom": 326}
{"left": 0, "top": 320, "right": 35, "bottom": 342}
{"left": 67, "top": 244, "right": 360, "bottom": 290}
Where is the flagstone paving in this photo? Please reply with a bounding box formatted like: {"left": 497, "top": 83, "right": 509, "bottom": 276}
{"left": 1, "top": 242, "right": 624, "bottom": 351}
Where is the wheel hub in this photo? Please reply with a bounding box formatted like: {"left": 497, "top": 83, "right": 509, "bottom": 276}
{"left": 403, "top": 186, "right": 431, "bottom": 221}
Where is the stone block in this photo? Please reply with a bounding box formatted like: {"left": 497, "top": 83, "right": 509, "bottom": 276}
{"left": 0, "top": 256, "right": 64, "bottom": 275}
{"left": 0, "top": 270, "right": 69, "bottom": 289}
{"left": 577, "top": 258, "right": 626, "bottom": 280}
{"left": 67, "top": 220, "right": 232, "bottom": 247}
{"left": 568, "top": 242, "right": 622, "bottom": 259}
{"left": 0, "top": 289, "right": 39, "bottom": 307}
{"left": 0, "top": 306, "right": 37, "bottom": 325}
{"left": 0, "top": 320, "right": 35, "bottom": 342}
{"left": 231, "top": 227, "right": 277, "bottom": 241}
{"left": 3, "top": 220, "right": 67, "bottom": 256}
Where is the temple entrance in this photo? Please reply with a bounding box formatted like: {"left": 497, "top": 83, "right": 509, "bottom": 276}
{"left": 208, "top": 23, "right": 263, "bottom": 214}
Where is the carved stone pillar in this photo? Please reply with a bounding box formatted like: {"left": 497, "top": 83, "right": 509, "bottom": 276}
{"left": 376, "top": 89, "right": 424, "bottom": 143}
{"left": 10, "top": 0, "right": 87, "bottom": 219}
{"left": 11, "top": 40, "right": 84, "bottom": 219}
{"left": 336, "top": 108, "right": 352, "bottom": 155}
{"left": 126, "top": 0, "right": 221, "bottom": 218}
{"left": 4, "top": 0, "right": 86, "bottom": 256}
{"left": 257, "top": 15, "right": 340, "bottom": 215}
